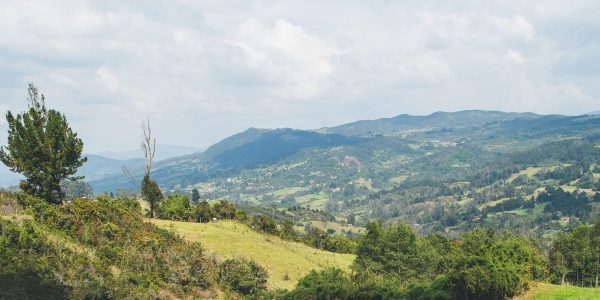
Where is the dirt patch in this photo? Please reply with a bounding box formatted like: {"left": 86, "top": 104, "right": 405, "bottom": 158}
{"left": 0, "top": 205, "right": 17, "bottom": 215}
{"left": 334, "top": 156, "right": 363, "bottom": 171}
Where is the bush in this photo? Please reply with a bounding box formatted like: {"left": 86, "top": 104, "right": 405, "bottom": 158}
{"left": 284, "top": 268, "right": 350, "bottom": 300}
{"left": 1, "top": 195, "right": 217, "bottom": 298}
{"left": 160, "top": 194, "right": 193, "bottom": 221}
{"left": 218, "top": 256, "right": 268, "bottom": 295}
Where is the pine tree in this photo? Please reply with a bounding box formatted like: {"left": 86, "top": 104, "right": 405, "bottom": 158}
{"left": 0, "top": 83, "right": 86, "bottom": 204}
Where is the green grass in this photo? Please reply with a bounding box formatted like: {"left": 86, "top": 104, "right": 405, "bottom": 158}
{"left": 455, "top": 197, "right": 474, "bottom": 205}
{"left": 269, "top": 187, "right": 305, "bottom": 198}
{"left": 389, "top": 176, "right": 408, "bottom": 184}
{"left": 507, "top": 202, "right": 548, "bottom": 217}
{"left": 560, "top": 185, "right": 578, "bottom": 191}
{"left": 295, "top": 192, "right": 328, "bottom": 204}
{"left": 354, "top": 178, "right": 375, "bottom": 191}
{"left": 507, "top": 167, "right": 542, "bottom": 182}
{"left": 305, "top": 198, "right": 328, "bottom": 210}
{"left": 305, "top": 220, "right": 361, "bottom": 235}
{"left": 149, "top": 219, "right": 356, "bottom": 291}
{"left": 518, "top": 283, "right": 600, "bottom": 299}
{"left": 479, "top": 197, "right": 510, "bottom": 209}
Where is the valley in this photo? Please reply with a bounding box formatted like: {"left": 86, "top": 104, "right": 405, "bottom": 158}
{"left": 90, "top": 111, "right": 600, "bottom": 241}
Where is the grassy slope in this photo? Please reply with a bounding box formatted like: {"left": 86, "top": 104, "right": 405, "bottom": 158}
{"left": 516, "top": 283, "right": 600, "bottom": 300}
{"left": 149, "top": 219, "right": 356, "bottom": 291}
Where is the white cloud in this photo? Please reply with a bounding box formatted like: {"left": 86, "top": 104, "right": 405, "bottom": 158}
{"left": 232, "top": 18, "right": 340, "bottom": 99}
{"left": 486, "top": 14, "right": 536, "bottom": 41}
{"left": 539, "top": 83, "right": 595, "bottom": 111}
{"left": 0, "top": 0, "right": 598, "bottom": 153}
{"left": 505, "top": 49, "right": 526, "bottom": 64}
{"left": 96, "top": 68, "right": 120, "bottom": 91}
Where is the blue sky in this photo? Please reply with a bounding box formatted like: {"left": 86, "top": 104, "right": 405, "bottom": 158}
{"left": 0, "top": 0, "right": 599, "bottom": 153}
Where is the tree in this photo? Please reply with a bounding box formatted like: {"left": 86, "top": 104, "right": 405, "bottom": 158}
{"left": 139, "top": 118, "right": 162, "bottom": 218}
{"left": 213, "top": 200, "right": 236, "bottom": 219}
{"left": 160, "top": 194, "right": 192, "bottom": 221}
{"left": 281, "top": 219, "right": 297, "bottom": 239}
{"left": 0, "top": 83, "right": 86, "bottom": 204}
{"left": 192, "top": 188, "right": 200, "bottom": 204}
{"left": 195, "top": 201, "right": 213, "bottom": 223}
{"left": 141, "top": 173, "right": 162, "bottom": 218}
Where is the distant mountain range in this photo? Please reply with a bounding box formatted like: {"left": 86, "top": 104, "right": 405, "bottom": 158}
{"left": 95, "top": 143, "right": 203, "bottom": 161}
{"left": 320, "top": 110, "right": 537, "bottom": 136}
{"left": 5, "top": 110, "right": 600, "bottom": 192}
{"left": 0, "top": 144, "right": 204, "bottom": 188}
{"left": 93, "top": 109, "right": 600, "bottom": 193}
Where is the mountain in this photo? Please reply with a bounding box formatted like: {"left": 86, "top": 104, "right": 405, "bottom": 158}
{"left": 210, "top": 128, "right": 357, "bottom": 167}
{"left": 95, "top": 143, "right": 203, "bottom": 161}
{"left": 0, "top": 166, "right": 23, "bottom": 188}
{"left": 88, "top": 128, "right": 359, "bottom": 192}
{"left": 89, "top": 110, "right": 600, "bottom": 195}
{"left": 585, "top": 110, "right": 600, "bottom": 116}
{"left": 75, "top": 154, "right": 145, "bottom": 181}
{"left": 321, "top": 110, "right": 538, "bottom": 136}
{"left": 0, "top": 154, "right": 144, "bottom": 188}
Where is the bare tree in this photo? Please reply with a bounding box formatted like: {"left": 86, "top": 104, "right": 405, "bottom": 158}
{"left": 140, "top": 118, "right": 162, "bottom": 218}
{"left": 141, "top": 117, "right": 156, "bottom": 175}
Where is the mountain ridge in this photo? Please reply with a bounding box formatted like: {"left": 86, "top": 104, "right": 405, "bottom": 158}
{"left": 88, "top": 110, "right": 600, "bottom": 194}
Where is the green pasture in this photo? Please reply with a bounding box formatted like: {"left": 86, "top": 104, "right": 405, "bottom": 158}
{"left": 149, "top": 219, "right": 355, "bottom": 291}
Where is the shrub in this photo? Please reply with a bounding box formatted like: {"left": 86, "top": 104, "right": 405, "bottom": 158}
{"left": 218, "top": 256, "right": 268, "bottom": 295}
{"left": 284, "top": 268, "right": 350, "bottom": 300}
{"left": 160, "top": 194, "right": 193, "bottom": 221}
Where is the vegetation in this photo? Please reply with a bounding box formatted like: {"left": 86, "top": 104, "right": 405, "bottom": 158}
{"left": 142, "top": 173, "right": 163, "bottom": 218}
{"left": 0, "top": 83, "right": 86, "bottom": 204}
{"left": 517, "top": 282, "right": 600, "bottom": 299}
{"left": 549, "top": 220, "right": 600, "bottom": 287}
{"left": 140, "top": 119, "right": 163, "bottom": 218}
{"left": 0, "top": 194, "right": 225, "bottom": 298}
{"left": 218, "top": 256, "right": 268, "bottom": 295}
{"left": 255, "top": 220, "right": 544, "bottom": 300}
{"left": 8, "top": 106, "right": 600, "bottom": 298}
{"left": 150, "top": 219, "right": 356, "bottom": 290}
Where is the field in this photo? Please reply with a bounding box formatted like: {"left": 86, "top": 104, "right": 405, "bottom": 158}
{"left": 354, "top": 178, "right": 376, "bottom": 191}
{"left": 516, "top": 283, "right": 600, "bottom": 299}
{"left": 507, "top": 167, "right": 542, "bottom": 182}
{"left": 269, "top": 187, "right": 305, "bottom": 198}
{"left": 389, "top": 175, "right": 408, "bottom": 184}
{"left": 506, "top": 202, "right": 549, "bottom": 217}
{"left": 149, "top": 219, "right": 356, "bottom": 290}
{"left": 295, "top": 192, "right": 328, "bottom": 204}
{"left": 305, "top": 220, "right": 361, "bottom": 235}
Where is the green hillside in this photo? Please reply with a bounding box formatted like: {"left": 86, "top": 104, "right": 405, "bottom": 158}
{"left": 86, "top": 111, "right": 600, "bottom": 247}
{"left": 150, "top": 219, "right": 356, "bottom": 290}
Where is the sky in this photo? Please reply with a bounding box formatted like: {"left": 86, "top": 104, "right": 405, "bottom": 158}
{"left": 0, "top": 0, "right": 599, "bottom": 154}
